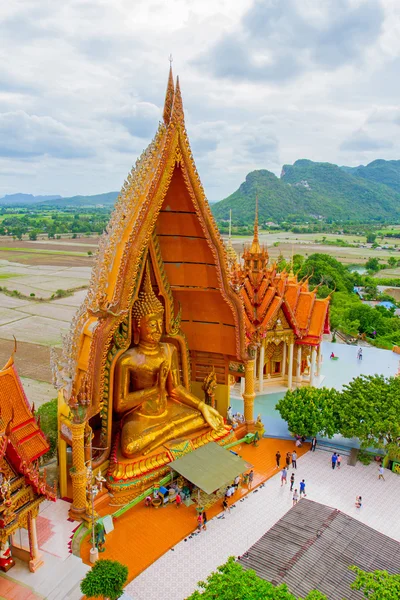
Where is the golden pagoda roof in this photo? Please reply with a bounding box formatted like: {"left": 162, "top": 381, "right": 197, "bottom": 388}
{"left": 55, "top": 67, "right": 247, "bottom": 413}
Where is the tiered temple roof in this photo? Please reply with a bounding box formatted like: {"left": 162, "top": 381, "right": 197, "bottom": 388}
{"left": 230, "top": 207, "right": 330, "bottom": 346}
{"left": 0, "top": 348, "right": 56, "bottom": 541}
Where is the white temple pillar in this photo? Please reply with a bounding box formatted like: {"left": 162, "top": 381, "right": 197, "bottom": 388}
{"left": 282, "top": 342, "right": 287, "bottom": 377}
{"left": 240, "top": 376, "right": 245, "bottom": 394}
{"left": 296, "top": 345, "right": 301, "bottom": 382}
{"left": 310, "top": 347, "right": 317, "bottom": 387}
{"left": 259, "top": 344, "right": 265, "bottom": 392}
{"left": 288, "top": 342, "right": 294, "bottom": 390}
{"left": 316, "top": 344, "right": 322, "bottom": 377}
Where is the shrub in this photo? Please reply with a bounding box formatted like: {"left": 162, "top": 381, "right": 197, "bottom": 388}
{"left": 80, "top": 559, "right": 128, "bottom": 600}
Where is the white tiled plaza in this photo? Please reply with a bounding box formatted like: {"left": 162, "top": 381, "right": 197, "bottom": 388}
{"left": 126, "top": 449, "right": 399, "bottom": 600}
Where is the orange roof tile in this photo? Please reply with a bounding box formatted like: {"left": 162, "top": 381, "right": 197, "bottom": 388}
{"left": 295, "top": 292, "right": 315, "bottom": 330}
{"left": 308, "top": 299, "right": 329, "bottom": 338}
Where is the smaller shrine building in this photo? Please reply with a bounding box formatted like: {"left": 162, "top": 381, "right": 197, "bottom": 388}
{"left": 228, "top": 205, "right": 330, "bottom": 394}
{"left": 0, "top": 348, "right": 56, "bottom": 572}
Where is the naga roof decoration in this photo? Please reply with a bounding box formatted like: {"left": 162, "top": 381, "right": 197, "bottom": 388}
{"left": 53, "top": 67, "right": 247, "bottom": 411}
{"left": 0, "top": 349, "right": 56, "bottom": 504}
{"left": 229, "top": 213, "right": 330, "bottom": 346}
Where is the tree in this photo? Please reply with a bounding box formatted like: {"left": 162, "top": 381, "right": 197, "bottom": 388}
{"left": 80, "top": 559, "right": 128, "bottom": 600}
{"left": 365, "top": 257, "right": 380, "bottom": 272}
{"left": 186, "top": 557, "right": 327, "bottom": 600}
{"left": 387, "top": 256, "right": 397, "bottom": 268}
{"left": 276, "top": 387, "right": 340, "bottom": 439}
{"left": 28, "top": 229, "right": 38, "bottom": 241}
{"left": 350, "top": 566, "right": 400, "bottom": 599}
{"left": 36, "top": 399, "right": 58, "bottom": 460}
{"left": 366, "top": 231, "right": 376, "bottom": 244}
{"left": 338, "top": 375, "right": 400, "bottom": 450}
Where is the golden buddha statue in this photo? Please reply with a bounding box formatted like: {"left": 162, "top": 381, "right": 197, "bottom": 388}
{"left": 114, "top": 269, "right": 228, "bottom": 457}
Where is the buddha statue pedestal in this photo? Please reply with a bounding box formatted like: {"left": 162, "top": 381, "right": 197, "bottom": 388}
{"left": 107, "top": 427, "right": 234, "bottom": 505}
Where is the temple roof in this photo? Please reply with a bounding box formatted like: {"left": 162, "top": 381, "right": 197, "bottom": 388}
{"left": 0, "top": 348, "right": 56, "bottom": 501}
{"left": 55, "top": 67, "right": 247, "bottom": 413}
{"left": 229, "top": 212, "right": 330, "bottom": 346}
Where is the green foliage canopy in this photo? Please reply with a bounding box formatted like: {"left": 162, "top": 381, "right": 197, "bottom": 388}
{"left": 36, "top": 398, "right": 58, "bottom": 460}
{"left": 186, "top": 557, "right": 327, "bottom": 600}
{"left": 350, "top": 566, "right": 400, "bottom": 600}
{"left": 276, "top": 387, "right": 340, "bottom": 438}
{"left": 80, "top": 559, "right": 128, "bottom": 600}
{"left": 338, "top": 375, "right": 400, "bottom": 449}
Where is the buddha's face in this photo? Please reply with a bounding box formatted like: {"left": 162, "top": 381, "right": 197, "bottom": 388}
{"left": 138, "top": 312, "right": 163, "bottom": 344}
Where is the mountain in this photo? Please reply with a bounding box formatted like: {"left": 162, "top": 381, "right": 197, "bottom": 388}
{"left": 340, "top": 159, "right": 400, "bottom": 194}
{"left": 0, "top": 193, "right": 62, "bottom": 205}
{"left": 211, "top": 159, "right": 400, "bottom": 224}
{"left": 37, "top": 191, "right": 119, "bottom": 207}
{"left": 0, "top": 191, "right": 119, "bottom": 207}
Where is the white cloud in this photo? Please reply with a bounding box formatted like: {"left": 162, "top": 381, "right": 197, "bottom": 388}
{"left": 0, "top": 0, "right": 399, "bottom": 200}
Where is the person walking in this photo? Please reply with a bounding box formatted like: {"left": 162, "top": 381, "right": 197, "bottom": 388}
{"left": 281, "top": 467, "right": 287, "bottom": 486}
{"left": 290, "top": 472, "right": 295, "bottom": 491}
{"left": 275, "top": 451, "right": 281, "bottom": 469}
{"left": 197, "top": 512, "right": 203, "bottom": 532}
{"left": 175, "top": 492, "right": 182, "bottom": 508}
{"left": 292, "top": 489, "right": 299, "bottom": 506}
{"left": 311, "top": 437, "right": 317, "bottom": 452}
{"left": 355, "top": 495, "right": 362, "bottom": 508}
{"left": 299, "top": 479, "right": 306, "bottom": 498}
{"left": 337, "top": 454, "right": 341, "bottom": 470}
{"left": 331, "top": 452, "right": 338, "bottom": 470}
{"left": 202, "top": 511, "right": 208, "bottom": 530}
{"left": 286, "top": 452, "right": 291, "bottom": 468}
{"left": 222, "top": 498, "right": 230, "bottom": 513}
{"left": 292, "top": 451, "right": 297, "bottom": 469}
{"left": 378, "top": 465, "right": 385, "bottom": 481}
{"left": 234, "top": 475, "right": 241, "bottom": 489}
{"left": 248, "top": 469, "right": 254, "bottom": 489}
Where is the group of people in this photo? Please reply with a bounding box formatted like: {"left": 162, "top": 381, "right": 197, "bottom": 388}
{"left": 331, "top": 452, "right": 342, "bottom": 469}
{"left": 227, "top": 406, "right": 245, "bottom": 429}
{"left": 275, "top": 449, "right": 298, "bottom": 470}
{"left": 222, "top": 470, "right": 254, "bottom": 513}
{"left": 196, "top": 510, "right": 208, "bottom": 531}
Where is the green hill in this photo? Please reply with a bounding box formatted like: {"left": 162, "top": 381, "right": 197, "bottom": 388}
{"left": 341, "top": 159, "right": 400, "bottom": 194}
{"left": 211, "top": 159, "right": 400, "bottom": 224}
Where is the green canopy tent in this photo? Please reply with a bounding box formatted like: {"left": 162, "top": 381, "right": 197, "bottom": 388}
{"left": 169, "top": 442, "right": 252, "bottom": 495}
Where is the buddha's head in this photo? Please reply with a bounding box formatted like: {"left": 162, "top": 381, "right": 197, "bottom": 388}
{"left": 132, "top": 268, "right": 164, "bottom": 345}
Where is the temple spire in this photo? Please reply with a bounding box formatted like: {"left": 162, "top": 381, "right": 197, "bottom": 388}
{"left": 172, "top": 75, "right": 185, "bottom": 125}
{"left": 163, "top": 60, "right": 175, "bottom": 125}
{"left": 250, "top": 196, "right": 261, "bottom": 254}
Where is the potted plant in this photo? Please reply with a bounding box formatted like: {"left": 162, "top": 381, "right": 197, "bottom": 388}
{"left": 80, "top": 559, "right": 128, "bottom": 600}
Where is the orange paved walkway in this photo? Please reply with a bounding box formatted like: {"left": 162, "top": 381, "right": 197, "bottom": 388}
{"left": 81, "top": 438, "right": 309, "bottom": 583}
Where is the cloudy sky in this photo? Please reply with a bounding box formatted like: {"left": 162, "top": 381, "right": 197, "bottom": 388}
{"left": 0, "top": 0, "right": 399, "bottom": 201}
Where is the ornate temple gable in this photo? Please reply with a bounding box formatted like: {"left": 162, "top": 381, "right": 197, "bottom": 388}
{"left": 55, "top": 68, "right": 246, "bottom": 424}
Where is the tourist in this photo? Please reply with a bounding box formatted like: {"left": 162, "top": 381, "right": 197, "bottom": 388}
{"left": 337, "top": 454, "right": 341, "bottom": 469}
{"left": 175, "top": 492, "right": 182, "bottom": 508}
{"left": 311, "top": 437, "right": 317, "bottom": 452}
{"left": 222, "top": 498, "right": 230, "bottom": 513}
{"left": 248, "top": 469, "right": 254, "bottom": 489}
{"left": 281, "top": 467, "right": 287, "bottom": 486}
{"left": 378, "top": 465, "right": 385, "bottom": 481}
{"left": 295, "top": 437, "right": 302, "bottom": 448}
{"left": 330, "top": 352, "right": 335, "bottom": 359}
{"left": 286, "top": 452, "right": 291, "bottom": 468}
{"left": 234, "top": 475, "right": 241, "bottom": 489}
{"left": 290, "top": 473, "right": 295, "bottom": 491}
{"left": 292, "top": 489, "right": 299, "bottom": 506}
{"left": 197, "top": 512, "right": 203, "bottom": 531}
{"left": 202, "top": 511, "right": 208, "bottom": 530}
{"left": 276, "top": 450, "right": 281, "bottom": 468}
{"left": 357, "top": 348, "right": 363, "bottom": 360}
{"left": 145, "top": 495, "right": 152, "bottom": 507}
{"left": 299, "top": 479, "right": 306, "bottom": 497}
{"left": 331, "top": 452, "right": 338, "bottom": 470}
{"left": 355, "top": 495, "right": 362, "bottom": 508}
{"left": 292, "top": 451, "right": 297, "bottom": 469}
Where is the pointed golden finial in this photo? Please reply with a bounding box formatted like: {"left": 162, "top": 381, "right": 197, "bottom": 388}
{"left": 163, "top": 56, "right": 175, "bottom": 125}
{"left": 250, "top": 195, "right": 261, "bottom": 254}
{"left": 172, "top": 75, "right": 184, "bottom": 124}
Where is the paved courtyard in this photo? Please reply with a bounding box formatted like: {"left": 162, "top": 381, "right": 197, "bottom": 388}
{"left": 126, "top": 449, "right": 399, "bottom": 600}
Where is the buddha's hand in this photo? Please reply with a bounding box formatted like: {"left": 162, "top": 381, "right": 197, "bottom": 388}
{"left": 200, "top": 403, "right": 226, "bottom": 433}
{"left": 158, "top": 360, "right": 169, "bottom": 391}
